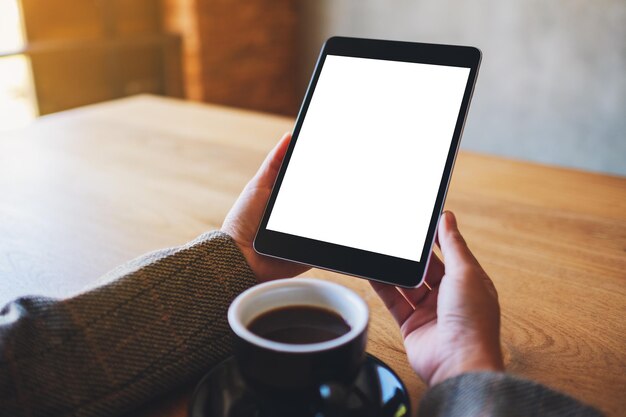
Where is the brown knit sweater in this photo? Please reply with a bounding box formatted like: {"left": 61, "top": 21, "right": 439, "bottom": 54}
{"left": 0, "top": 231, "right": 603, "bottom": 417}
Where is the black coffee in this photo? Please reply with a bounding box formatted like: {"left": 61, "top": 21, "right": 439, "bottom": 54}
{"left": 247, "top": 305, "right": 351, "bottom": 344}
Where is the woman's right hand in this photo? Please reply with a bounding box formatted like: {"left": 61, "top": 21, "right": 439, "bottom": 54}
{"left": 372, "top": 211, "right": 504, "bottom": 386}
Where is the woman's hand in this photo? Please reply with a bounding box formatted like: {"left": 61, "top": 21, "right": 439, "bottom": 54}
{"left": 372, "top": 211, "right": 504, "bottom": 386}
{"left": 222, "top": 133, "right": 311, "bottom": 282}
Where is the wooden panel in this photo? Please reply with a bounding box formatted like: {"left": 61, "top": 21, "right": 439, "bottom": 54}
{"left": 19, "top": 0, "right": 184, "bottom": 114}
{"left": 113, "top": 0, "right": 162, "bottom": 36}
{"left": 23, "top": 0, "right": 299, "bottom": 114}
{"left": 117, "top": 43, "right": 164, "bottom": 96}
{"left": 22, "top": 0, "right": 163, "bottom": 40}
{"left": 29, "top": 47, "right": 115, "bottom": 114}
{"left": 197, "top": 0, "right": 299, "bottom": 115}
{"left": 161, "top": 0, "right": 203, "bottom": 100}
{"left": 21, "top": 0, "right": 106, "bottom": 42}
{"left": 161, "top": 35, "right": 185, "bottom": 98}
{"left": 28, "top": 38, "right": 182, "bottom": 115}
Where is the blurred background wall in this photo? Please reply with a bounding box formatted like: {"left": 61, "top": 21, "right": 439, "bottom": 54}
{"left": 298, "top": 0, "right": 626, "bottom": 176}
{"left": 1, "top": 0, "right": 624, "bottom": 176}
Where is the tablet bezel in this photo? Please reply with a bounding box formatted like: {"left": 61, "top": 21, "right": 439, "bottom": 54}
{"left": 254, "top": 37, "right": 481, "bottom": 288}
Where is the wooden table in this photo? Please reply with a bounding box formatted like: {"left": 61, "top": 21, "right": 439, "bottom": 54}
{"left": 1, "top": 95, "right": 625, "bottom": 416}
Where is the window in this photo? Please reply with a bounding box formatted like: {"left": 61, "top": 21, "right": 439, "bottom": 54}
{"left": 0, "top": 0, "right": 38, "bottom": 131}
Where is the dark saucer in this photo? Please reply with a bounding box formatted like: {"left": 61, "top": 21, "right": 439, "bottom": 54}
{"left": 189, "top": 354, "right": 410, "bottom": 417}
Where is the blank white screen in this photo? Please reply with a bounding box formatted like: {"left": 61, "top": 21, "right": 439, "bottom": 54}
{"left": 267, "top": 55, "right": 470, "bottom": 262}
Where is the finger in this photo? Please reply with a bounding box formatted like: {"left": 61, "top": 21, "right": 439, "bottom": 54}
{"left": 400, "top": 286, "right": 440, "bottom": 337}
{"left": 424, "top": 251, "right": 445, "bottom": 286}
{"left": 370, "top": 282, "right": 415, "bottom": 326}
{"left": 438, "top": 211, "right": 480, "bottom": 274}
{"left": 254, "top": 132, "right": 292, "bottom": 189}
{"left": 397, "top": 251, "right": 445, "bottom": 305}
{"left": 371, "top": 249, "right": 444, "bottom": 324}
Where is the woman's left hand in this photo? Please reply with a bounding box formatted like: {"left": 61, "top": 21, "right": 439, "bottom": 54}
{"left": 222, "top": 133, "right": 310, "bottom": 282}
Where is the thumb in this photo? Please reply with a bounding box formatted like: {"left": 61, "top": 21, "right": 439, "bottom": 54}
{"left": 438, "top": 211, "right": 479, "bottom": 273}
{"left": 253, "top": 132, "right": 291, "bottom": 189}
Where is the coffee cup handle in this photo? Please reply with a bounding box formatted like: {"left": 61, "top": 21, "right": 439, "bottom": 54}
{"left": 317, "top": 382, "right": 349, "bottom": 417}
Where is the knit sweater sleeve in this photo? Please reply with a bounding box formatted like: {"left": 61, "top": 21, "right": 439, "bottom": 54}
{"left": 418, "top": 371, "right": 604, "bottom": 417}
{"left": 0, "top": 231, "right": 257, "bottom": 417}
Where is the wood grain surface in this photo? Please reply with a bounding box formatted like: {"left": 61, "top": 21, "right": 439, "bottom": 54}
{"left": 1, "top": 95, "right": 624, "bottom": 416}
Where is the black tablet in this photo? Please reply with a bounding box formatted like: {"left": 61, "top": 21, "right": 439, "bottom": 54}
{"left": 254, "top": 37, "right": 481, "bottom": 288}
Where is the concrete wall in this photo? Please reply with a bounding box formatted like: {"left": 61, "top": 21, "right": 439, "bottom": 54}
{"left": 297, "top": 0, "right": 626, "bottom": 176}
